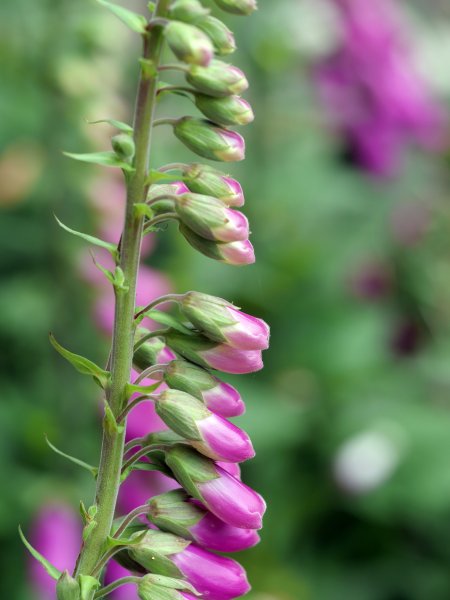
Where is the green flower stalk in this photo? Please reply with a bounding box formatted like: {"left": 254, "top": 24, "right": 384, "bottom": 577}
{"left": 23, "top": 2, "right": 268, "bottom": 599}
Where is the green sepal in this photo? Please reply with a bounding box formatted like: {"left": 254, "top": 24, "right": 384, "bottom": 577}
{"left": 146, "top": 170, "right": 186, "bottom": 185}
{"left": 106, "top": 530, "right": 147, "bottom": 549}
{"left": 88, "top": 118, "right": 133, "bottom": 134}
{"left": 129, "top": 531, "right": 189, "bottom": 577}
{"left": 125, "top": 381, "right": 161, "bottom": 397}
{"left": 55, "top": 216, "right": 118, "bottom": 259}
{"left": 49, "top": 334, "right": 110, "bottom": 389}
{"left": 79, "top": 576, "right": 100, "bottom": 600}
{"left": 19, "top": 526, "right": 62, "bottom": 580}
{"left": 140, "top": 309, "right": 193, "bottom": 335}
{"left": 139, "top": 574, "right": 200, "bottom": 600}
{"left": 148, "top": 489, "right": 204, "bottom": 539}
{"left": 164, "top": 445, "right": 218, "bottom": 501}
{"left": 56, "top": 571, "right": 80, "bottom": 600}
{"left": 104, "top": 399, "right": 124, "bottom": 435}
{"left": 63, "top": 151, "right": 135, "bottom": 172}
{"left": 79, "top": 501, "right": 98, "bottom": 524}
{"left": 96, "top": 0, "right": 148, "bottom": 34}
{"left": 45, "top": 435, "right": 98, "bottom": 477}
{"left": 156, "top": 390, "right": 208, "bottom": 441}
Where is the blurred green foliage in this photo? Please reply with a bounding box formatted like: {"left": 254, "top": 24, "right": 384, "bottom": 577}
{"left": 1, "top": 0, "right": 450, "bottom": 599}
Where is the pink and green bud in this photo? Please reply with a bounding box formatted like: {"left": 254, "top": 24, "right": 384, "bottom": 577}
{"left": 180, "top": 291, "right": 269, "bottom": 350}
{"left": 111, "top": 134, "right": 135, "bottom": 160}
{"left": 195, "top": 94, "right": 254, "bottom": 126}
{"left": 164, "top": 359, "right": 245, "bottom": 416}
{"left": 175, "top": 193, "right": 249, "bottom": 242}
{"left": 183, "top": 164, "right": 244, "bottom": 207}
{"left": 168, "top": 0, "right": 210, "bottom": 23}
{"left": 196, "top": 16, "right": 236, "bottom": 56}
{"left": 165, "top": 445, "right": 266, "bottom": 529}
{"left": 164, "top": 22, "right": 213, "bottom": 66}
{"left": 180, "top": 224, "right": 255, "bottom": 265}
{"left": 148, "top": 489, "right": 260, "bottom": 552}
{"left": 165, "top": 330, "right": 263, "bottom": 374}
{"left": 134, "top": 333, "right": 177, "bottom": 371}
{"left": 130, "top": 530, "right": 250, "bottom": 600}
{"left": 148, "top": 181, "right": 190, "bottom": 214}
{"left": 155, "top": 389, "right": 254, "bottom": 462}
{"left": 213, "top": 0, "right": 258, "bottom": 16}
{"left": 186, "top": 60, "right": 249, "bottom": 97}
{"left": 174, "top": 117, "right": 245, "bottom": 162}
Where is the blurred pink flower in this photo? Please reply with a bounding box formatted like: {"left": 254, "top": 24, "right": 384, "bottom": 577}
{"left": 315, "top": 0, "right": 446, "bottom": 177}
{"left": 29, "top": 503, "right": 81, "bottom": 599}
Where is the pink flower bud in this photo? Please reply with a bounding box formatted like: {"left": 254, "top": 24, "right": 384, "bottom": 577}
{"left": 196, "top": 16, "right": 236, "bottom": 56}
{"left": 183, "top": 164, "right": 245, "bottom": 206}
{"left": 175, "top": 193, "right": 249, "bottom": 242}
{"left": 195, "top": 94, "right": 254, "bottom": 126}
{"left": 155, "top": 390, "right": 254, "bottom": 462}
{"left": 165, "top": 22, "right": 214, "bottom": 66}
{"left": 180, "top": 291, "right": 270, "bottom": 350}
{"left": 174, "top": 117, "right": 245, "bottom": 162}
{"left": 180, "top": 224, "right": 255, "bottom": 265}
{"left": 165, "top": 330, "right": 263, "bottom": 374}
{"left": 186, "top": 60, "right": 249, "bottom": 97}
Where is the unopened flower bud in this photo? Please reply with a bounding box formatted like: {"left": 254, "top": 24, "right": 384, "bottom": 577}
{"left": 180, "top": 291, "right": 269, "bottom": 350}
{"left": 196, "top": 16, "right": 236, "bottom": 56}
{"left": 183, "top": 164, "right": 244, "bottom": 206}
{"left": 186, "top": 60, "right": 249, "bottom": 97}
{"left": 164, "top": 359, "right": 245, "bottom": 416}
{"left": 165, "top": 330, "right": 263, "bottom": 374}
{"left": 195, "top": 94, "right": 254, "bottom": 126}
{"left": 165, "top": 445, "right": 266, "bottom": 529}
{"left": 174, "top": 117, "right": 245, "bottom": 162}
{"left": 148, "top": 489, "right": 260, "bottom": 552}
{"left": 111, "top": 134, "right": 135, "bottom": 160}
{"left": 175, "top": 193, "right": 249, "bottom": 242}
{"left": 165, "top": 22, "right": 213, "bottom": 66}
{"left": 168, "top": 0, "right": 210, "bottom": 23}
{"left": 134, "top": 333, "right": 177, "bottom": 371}
{"left": 148, "top": 181, "right": 190, "bottom": 214}
{"left": 155, "top": 389, "right": 254, "bottom": 462}
{"left": 213, "top": 0, "right": 258, "bottom": 16}
{"left": 130, "top": 530, "right": 250, "bottom": 599}
{"left": 56, "top": 571, "right": 80, "bottom": 600}
{"left": 180, "top": 224, "right": 254, "bottom": 265}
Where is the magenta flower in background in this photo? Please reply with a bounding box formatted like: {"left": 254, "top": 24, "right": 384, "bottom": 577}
{"left": 315, "top": 0, "right": 446, "bottom": 177}
{"left": 29, "top": 504, "right": 81, "bottom": 599}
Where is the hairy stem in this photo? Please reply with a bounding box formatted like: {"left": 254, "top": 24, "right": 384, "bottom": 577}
{"left": 73, "top": 0, "right": 171, "bottom": 586}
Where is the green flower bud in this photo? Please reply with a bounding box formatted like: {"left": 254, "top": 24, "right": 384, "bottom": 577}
{"left": 183, "top": 164, "right": 245, "bottom": 206}
{"left": 56, "top": 571, "right": 80, "bottom": 600}
{"left": 186, "top": 60, "right": 249, "bottom": 97}
{"left": 179, "top": 223, "right": 255, "bottom": 265}
{"left": 148, "top": 489, "right": 202, "bottom": 539}
{"left": 155, "top": 389, "right": 208, "bottom": 440}
{"left": 213, "top": 0, "right": 257, "bottom": 16}
{"left": 173, "top": 117, "right": 245, "bottom": 162}
{"left": 196, "top": 16, "right": 236, "bottom": 56}
{"left": 129, "top": 530, "right": 190, "bottom": 576}
{"left": 111, "top": 134, "right": 135, "bottom": 160}
{"left": 165, "top": 444, "right": 219, "bottom": 500}
{"left": 164, "top": 359, "right": 218, "bottom": 399}
{"left": 165, "top": 21, "right": 213, "bottom": 66}
{"left": 194, "top": 94, "right": 254, "bottom": 126}
{"left": 168, "top": 0, "right": 210, "bottom": 23}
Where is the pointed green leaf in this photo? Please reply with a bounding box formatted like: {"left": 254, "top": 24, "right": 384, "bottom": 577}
{"left": 134, "top": 203, "right": 154, "bottom": 219}
{"left": 55, "top": 216, "right": 117, "bottom": 259}
{"left": 143, "top": 574, "right": 199, "bottom": 595}
{"left": 96, "top": 0, "right": 148, "bottom": 33}
{"left": 107, "top": 530, "right": 147, "bottom": 549}
{"left": 45, "top": 436, "right": 98, "bottom": 477}
{"left": 19, "top": 526, "right": 62, "bottom": 580}
{"left": 91, "top": 254, "right": 116, "bottom": 286}
{"left": 49, "top": 334, "right": 110, "bottom": 388}
{"left": 82, "top": 520, "right": 98, "bottom": 542}
{"left": 64, "top": 151, "right": 135, "bottom": 172}
{"left": 88, "top": 118, "right": 133, "bottom": 134}
{"left": 79, "top": 576, "right": 100, "bottom": 600}
{"left": 103, "top": 399, "right": 124, "bottom": 435}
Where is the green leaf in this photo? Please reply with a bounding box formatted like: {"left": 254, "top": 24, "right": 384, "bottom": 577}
{"left": 87, "top": 118, "right": 133, "bottom": 134}
{"left": 126, "top": 381, "right": 162, "bottom": 396}
{"left": 134, "top": 203, "right": 154, "bottom": 219}
{"left": 45, "top": 436, "right": 98, "bottom": 477}
{"left": 55, "top": 216, "right": 117, "bottom": 259}
{"left": 103, "top": 399, "right": 124, "bottom": 435}
{"left": 63, "top": 151, "right": 135, "bottom": 172}
{"left": 82, "top": 520, "right": 98, "bottom": 542}
{"left": 96, "top": 0, "right": 148, "bottom": 34}
{"left": 144, "top": 310, "right": 193, "bottom": 335}
{"left": 19, "top": 526, "right": 62, "bottom": 580}
{"left": 49, "top": 334, "right": 110, "bottom": 388}
{"left": 91, "top": 254, "right": 115, "bottom": 286}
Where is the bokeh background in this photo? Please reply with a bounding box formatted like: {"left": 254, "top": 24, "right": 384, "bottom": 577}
{"left": 2, "top": 0, "right": 450, "bottom": 598}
